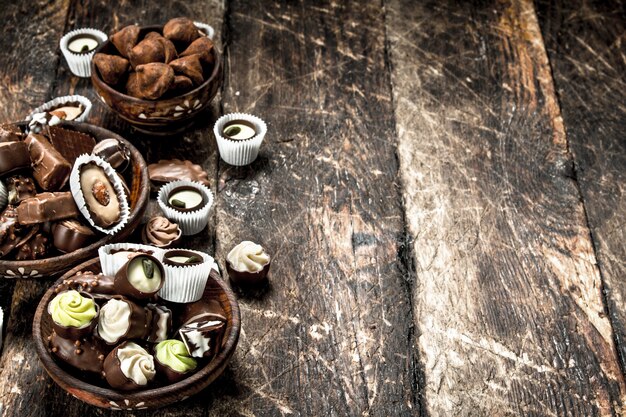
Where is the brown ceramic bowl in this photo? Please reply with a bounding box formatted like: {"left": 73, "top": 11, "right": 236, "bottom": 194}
{"left": 0, "top": 121, "right": 149, "bottom": 278}
{"left": 33, "top": 257, "right": 240, "bottom": 410}
{"left": 91, "top": 25, "right": 223, "bottom": 135}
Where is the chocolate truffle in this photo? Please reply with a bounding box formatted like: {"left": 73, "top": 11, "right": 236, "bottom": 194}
{"left": 168, "top": 75, "right": 194, "bottom": 96}
{"left": 47, "top": 290, "right": 98, "bottom": 340}
{"left": 222, "top": 120, "right": 257, "bottom": 140}
{"left": 17, "top": 192, "right": 79, "bottom": 225}
{"left": 25, "top": 133, "right": 72, "bottom": 191}
{"left": 163, "top": 17, "right": 201, "bottom": 45}
{"left": 92, "top": 138, "right": 131, "bottom": 172}
{"left": 103, "top": 341, "right": 156, "bottom": 390}
{"left": 148, "top": 159, "right": 210, "bottom": 187}
{"left": 110, "top": 24, "right": 140, "bottom": 58}
{"left": 96, "top": 297, "right": 150, "bottom": 345}
{"left": 226, "top": 241, "right": 271, "bottom": 285}
{"left": 79, "top": 162, "right": 122, "bottom": 228}
{"left": 169, "top": 54, "right": 204, "bottom": 85}
{"left": 180, "top": 36, "right": 214, "bottom": 65}
{"left": 0, "top": 141, "right": 30, "bottom": 177}
{"left": 114, "top": 254, "right": 164, "bottom": 299}
{"left": 167, "top": 185, "right": 206, "bottom": 212}
{"left": 145, "top": 32, "right": 178, "bottom": 63}
{"left": 142, "top": 216, "right": 181, "bottom": 248}
{"left": 134, "top": 62, "right": 175, "bottom": 100}
{"left": 93, "top": 53, "right": 130, "bottom": 85}
{"left": 128, "top": 37, "right": 166, "bottom": 68}
{"left": 154, "top": 339, "right": 197, "bottom": 383}
{"left": 48, "top": 332, "right": 106, "bottom": 375}
{"left": 52, "top": 219, "right": 96, "bottom": 253}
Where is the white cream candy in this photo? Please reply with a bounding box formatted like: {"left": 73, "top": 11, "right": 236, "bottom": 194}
{"left": 97, "top": 298, "right": 131, "bottom": 344}
{"left": 117, "top": 342, "right": 156, "bottom": 386}
{"left": 226, "top": 241, "right": 270, "bottom": 272}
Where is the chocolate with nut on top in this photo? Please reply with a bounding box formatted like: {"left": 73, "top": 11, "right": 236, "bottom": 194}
{"left": 79, "top": 162, "right": 122, "bottom": 228}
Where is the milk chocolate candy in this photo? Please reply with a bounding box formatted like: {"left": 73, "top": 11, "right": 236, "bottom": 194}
{"left": 0, "top": 123, "right": 24, "bottom": 142}
{"left": 103, "top": 341, "right": 156, "bottom": 390}
{"left": 180, "top": 36, "right": 214, "bottom": 65}
{"left": 93, "top": 53, "right": 130, "bottom": 85}
{"left": 49, "top": 291, "right": 99, "bottom": 340}
{"left": 163, "top": 18, "right": 200, "bottom": 46}
{"left": 92, "top": 138, "right": 131, "bottom": 172}
{"left": 14, "top": 231, "right": 48, "bottom": 260}
{"left": 169, "top": 54, "right": 204, "bottom": 85}
{"left": 110, "top": 24, "right": 140, "bottom": 58}
{"left": 17, "top": 192, "right": 79, "bottom": 225}
{"left": 178, "top": 316, "right": 225, "bottom": 358}
{"left": 52, "top": 219, "right": 96, "bottom": 253}
{"left": 0, "top": 206, "right": 22, "bottom": 257}
{"left": 48, "top": 331, "right": 106, "bottom": 375}
{"left": 6, "top": 176, "right": 36, "bottom": 205}
{"left": 128, "top": 37, "right": 166, "bottom": 68}
{"left": 97, "top": 297, "right": 152, "bottom": 345}
{"left": 146, "top": 303, "right": 172, "bottom": 343}
{"left": 0, "top": 141, "right": 30, "bottom": 177}
{"left": 25, "top": 133, "right": 71, "bottom": 191}
{"left": 114, "top": 254, "right": 164, "bottom": 299}
{"left": 134, "top": 63, "right": 174, "bottom": 100}
{"left": 55, "top": 271, "right": 116, "bottom": 300}
{"left": 47, "top": 126, "right": 97, "bottom": 165}
{"left": 148, "top": 159, "right": 210, "bottom": 187}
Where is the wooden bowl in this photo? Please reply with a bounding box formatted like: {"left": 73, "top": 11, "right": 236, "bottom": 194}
{"left": 91, "top": 25, "right": 223, "bottom": 136}
{"left": 33, "top": 257, "right": 240, "bottom": 410}
{"left": 0, "top": 121, "right": 149, "bottom": 279}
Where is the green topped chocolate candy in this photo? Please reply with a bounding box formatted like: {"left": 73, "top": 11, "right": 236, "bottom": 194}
{"left": 155, "top": 340, "right": 197, "bottom": 373}
{"left": 48, "top": 290, "right": 97, "bottom": 328}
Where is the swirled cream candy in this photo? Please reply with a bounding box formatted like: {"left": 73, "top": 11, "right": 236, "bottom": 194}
{"left": 103, "top": 341, "right": 156, "bottom": 390}
{"left": 226, "top": 240, "right": 271, "bottom": 286}
{"left": 154, "top": 339, "right": 197, "bottom": 383}
{"left": 96, "top": 298, "right": 150, "bottom": 345}
{"left": 47, "top": 290, "right": 98, "bottom": 339}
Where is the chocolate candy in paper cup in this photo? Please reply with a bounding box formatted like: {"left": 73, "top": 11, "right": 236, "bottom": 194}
{"left": 99, "top": 243, "right": 165, "bottom": 277}
{"left": 60, "top": 28, "right": 108, "bottom": 77}
{"left": 159, "top": 249, "right": 214, "bottom": 303}
{"left": 213, "top": 113, "right": 267, "bottom": 166}
{"left": 26, "top": 95, "right": 92, "bottom": 125}
{"left": 157, "top": 180, "right": 213, "bottom": 235}
{"left": 194, "top": 21, "right": 215, "bottom": 39}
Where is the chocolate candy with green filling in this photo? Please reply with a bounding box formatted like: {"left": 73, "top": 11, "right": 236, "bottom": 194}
{"left": 48, "top": 331, "right": 106, "bottom": 375}
{"left": 52, "top": 219, "right": 96, "bottom": 253}
{"left": 96, "top": 297, "right": 151, "bottom": 345}
{"left": 92, "top": 138, "right": 131, "bottom": 172}
{"left": 154, "top": 339, "right": 197, "bottom": 383}
{"left": 162, "top": 249, "right": 204, "bottom": 267}
{"left": 166, "top": 185, "right": 207, "bottom": 212}
{"left": 103, "top": 341, "right": 156, "bottom": 390}
{"left": 25, "top": 133, "right": 72, "bottom": 191}
{"left": 114, "top": 254, "right": 164, "bottom": 299}
{"left": 47, "top": 290, "right": 98, "bottom": 340}
{"left": 222, "top": 120, "right": 257, "bottom": 141}
{"left": 0, "top": 141, "right": 30, "bottom": 177}
{"left": 17, "top": 192, "right": 79, "bottom": 225}
{"left": 79, "top": 162, "right": 122, "bottom": 228}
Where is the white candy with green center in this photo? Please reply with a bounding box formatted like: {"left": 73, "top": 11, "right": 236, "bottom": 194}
{"left": 68, "top": 36, "right": 99, "bottom": 53}
{"left": 128, "top": 257, "right": 162, "bottom": 293}
{"left": 168, "top": 189, "right": 203, "bottom": 210}
{"left": 223, "top": 123, "right": 256, "bottom": 140}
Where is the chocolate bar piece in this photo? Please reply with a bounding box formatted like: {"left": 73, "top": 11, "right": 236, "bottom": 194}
{"left": 52, "top": 219, "right": 96, "bottom": 253}
{"left": 0, "top": 142, "right": 30, "bottom": 177}
{"left": 25, "top": 133, "right": 71, "bottom": 191}
{"left": 47, "top": 126, "right": 96, "bottom": 165}
{"left": 17, "top": 192, "right": 79, "bottom": 225}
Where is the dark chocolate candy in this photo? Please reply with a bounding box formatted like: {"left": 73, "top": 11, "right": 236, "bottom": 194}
{"left": 17, "top": 192, "right": 79, "bottom": 225}
{"left": 180, "top": 37, "right": 214, "bottom": 65}
{"left": 103, "top": 341, "right": 156, "bottom": 390}
{"left": 55, "top": 271, "right": 116, "bottom": 300}
{"left": 163, "top": 18, "right": 201, "bottom": 45}
{"left": 25, "top": 133, "right": 71, "bottom": 191}
{"left": 0, "top": 123, "right": 24, "bottom": 142}
{"left": 6, "top": 176, "right": 36, "bottom": 205}
{"left": 166, "top": 185, "right": 206, "bottom": 212}
{"left": 47, "top": 126, "right": 96, "bottom": 165}
{"left": 0, "top": 141, "right": 30, "bottom": 177}
{"left": 110, "top": 24, "right": 140, "bottom": 58}
{"left": 48, "top": 332, "right": 106, "bottom": 375}
{"left": 163, "top": 249, "right": 204, "bottom": 266}
{"left": 14, "top": 231, "right": 48, "bottom": 260}
{"left": 148, "top": 159, "right": 210, "bottom": 187}
{"left": 52, "top": 219, "right": 96, "bottom": 253}
{"left": 92, "top": 138, "right": 131, "bottom": 171}
{"left": 114, "top": 254, "right": 164, "bottom": 299}
{"left": 128, "top": 37, "right": 166, "bottom": 68}
{"left": 226, "top": 261, "right": 271, "bottom": 287}
{"left": 0, "top": 206, "right": 23, "bottom": 257}
{"left": 93, "top": 53, "right": 129, "bottom": 85}
{"left": 134, "top": 62, "right": 174, "bottom": 100}
{"left": 146, "top": 303, "right": 172, "bottom": 343}
{"left": 49, "top": 291, "right": 99, "bottom": 340}
{"left": 97, "top": 296, "right": 152, "bottom": 345}
{"left": 178, "top": 298, "right": 226, "bottom": 329}
{"left": 178, "top": 316, "right": 225, "bottom": 358}
{"left": 169, "top": 54, "right": 204, "bottom": 85}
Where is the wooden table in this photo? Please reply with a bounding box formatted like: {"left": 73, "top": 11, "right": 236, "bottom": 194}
{"left": 0, "top": 0, "right": 623, "bottom": 415}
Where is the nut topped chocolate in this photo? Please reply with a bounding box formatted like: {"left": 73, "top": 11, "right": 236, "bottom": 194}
{"left": 222, "top": 120, "right": 257, "bottom": 141}
{"left": 78, "top": 162, "right": 122, "bottom": 228}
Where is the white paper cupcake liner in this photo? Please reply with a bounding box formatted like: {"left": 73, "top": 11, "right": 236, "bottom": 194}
{"left": 213, "top": 113, "right": 267, "bottom": 166}
{"left": 26, "top": 95, "right": 92, "bottom": 123}
{"left": 194, "top": 21, "right": 215, "bottom": 40}
{"left": 99, "top": 243, "right": 165, "bottom": 276}
{"left": 0, "top": 306, "right": 3, "bottom": 351}
{"left": 159, "top": 249, "right": 214, "bottom": 303}
{"left": 0, "top": 180, "right": 7, "bottom": 212}
{"left": 70, "top": 154, "right": 130, "bottom": 235}
{"left": 157, "top": 180, "right": 214, "bottom": 235}
{"left": 60, "top": 28, "right": 107, "bottom": 77}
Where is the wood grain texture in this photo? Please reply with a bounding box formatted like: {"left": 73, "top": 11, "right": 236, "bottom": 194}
{"left": 536, "top": 0, "right": 626, "bottom": 377}
{"left": 386, "top": 0, "right": 625, "bottom": 415}
{"left": 213, "top": 0, "right": 419, "bottom": 415}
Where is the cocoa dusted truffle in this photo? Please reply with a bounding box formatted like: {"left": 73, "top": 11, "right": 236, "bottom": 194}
{"left": 144, "top": 32, "right": 178, "bottom": 63}
{"left": 103, "top": 341, "right": 156, "bottom": 390}
{"left": 128, "top": 36, "right": 166, "bottom": 68}
{"left": 163, "top": 17, "right": 201, "bottom": 45}
{"left": 93, "top": 53, "right": 130, "bottom": 85}
{"left": 169, "top": 54, "right": 204, "bottom": 86}
{"left": 180, "top": 36, "right": 215, "bottom": 65}
{"left": 168, "top": 75, "right": 194, "bottom": 96}
{"left": 134, "top": 62, "right": 175, "bottom": 100}
{"left": 110, "top": 24, "right": 140, "bottom": 58}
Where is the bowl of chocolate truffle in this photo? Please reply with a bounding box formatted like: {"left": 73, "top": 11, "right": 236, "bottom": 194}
{"left": 0, "top": 121, "right": 149, "bottom": 278}
{"left": 33, "top": 248, "right": 240, "bottom": 410}
{"left": 91, "top": 18, "right": 222, "bottom": 135}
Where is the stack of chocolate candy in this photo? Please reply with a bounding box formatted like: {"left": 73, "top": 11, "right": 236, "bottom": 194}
{"left": 94, "top": 17, "right": 215, "bottom": 100}
{"left": 0, "top": 123, "right": 131, "bottom": 261}
{"left": 47, "top": 247, "right": 226, "bottom": 390}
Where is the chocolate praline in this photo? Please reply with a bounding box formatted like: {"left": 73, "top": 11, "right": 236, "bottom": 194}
{"left": 114, "top": 254, "right": 165, "bottom": 299}
{"left": 222, "top": 120, "right": 257, "bottom": 141}
{"left": 103, "top": 341, "right": 156, "bottom": 391}
{"left": 67, "top": 33, "right": 101, "bottom": 54}
{"left": 96, "top": 296, "right": 151, "bottom": 345}
{"left": 52, "top": 219, "right": 96, "bottom": 253}
{"left": 154, "top": 340, "right": 197, "bottom": 383}
{"left": 48, "top": 291, "right": 99, "bottom": 340}
{"left": 226, "top": 241, "right": 271, "bottom": 286}
{"left": 166, "top": 185, "right": 207, "bottom": 212}
{"left": 48, "top": 331, "right": 106, "bottom": 375}
{"left": 162, "top": 249, "right": 205, "bottom": 267}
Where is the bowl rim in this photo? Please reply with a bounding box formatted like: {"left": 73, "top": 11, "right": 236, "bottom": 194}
{"left": 91, "top": 24, "right": 222, "bottom": 106}
{"left": 0, "top": 121, "right": 150, "bottom": 273}
{"left": 33, "top": 257, "right": 241, "bottom": 406}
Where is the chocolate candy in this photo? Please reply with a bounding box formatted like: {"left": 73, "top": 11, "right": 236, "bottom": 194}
{"left": 48, "top": 331, "right": 106, "bottom": 374}
{"left": 6, "top": 176, "right": 36, "bottom": 205}
{"left": 67, "top": 33, "right": 100, "bottom": 54}
{"left": 79, "top": 162, "right": 122, "bottom": 228}
{"left": 146, "top": 303, "right": 172, "bottom": 343}
{"left": 114, "top": 254, "right": 164, "bottom": 299}
{"left": 168, "top": 75, "right": 194, "bottom": 96}
{"left": 47, "top": 126, "right": 96, "bottom": 165}
{"left": 144, "top": 32, "right": 178, "bottom": 63}
{"left": 180, "top": 36, "right": 214, "bottom": 65}
{"left": 223, "top": 120, "right": 257, "bottom": 140}
{"left": 96, "top": 297, "right": 151, "bottom": 345}
{"left": 128, "top": 37, "right": 166, "bottom": 68}
{"left": 169, "top": 54, "right": 204, "bottom": 85}
{"left": 0, "top": 123, "right": 24, "bottom": 142}
{"left": 226, "top": 241, "right": 271, "bottom": 286}
{"left": 148, "top": 159, "right": 210, "bottom": 187}
{"left": 52, "top": 219, "right": 96, "bottom": 253}
{"left": 17, "top": 192, "right": 79, "bottom": 225}
{"left": 134, "top": 63, "right": 174, "bottom": 100}
{"left": 103, "top": 341, "right": 156, "bottom": 390}
{"left": 25, "top": 133, "right": 71, "bottom": 191}
{"left": 49, "top": 102, "right": 85, "bottom": 121}
{"left": 163, "top": 249, "right": 204, "bottom": 266}
{"left": 14, "top": 231, "right": 48, "bottom": 260}
{"left": 110, "top": 24, "right": 140, "bottom": 58}
{"left": 93, "top": 53, "right": 130, "bottom": 85}
{"left": 142, "top": 216, "right": 181, "bottom": 248}
{"left": 92, "top": 138, "right": 131, "bottom": 171}
{"left": 166, "top": 185, "right": 206, "bottom": 212}
{"left": 0, "top": 206, "right": 22, "bottom": 257}
{"left": 163, "top": 17, "right": 200, "bottom": 46}
{"left": 55, "top": 271, "right": 116, "bottom": 300}
{"left": 0, "top": 141, "right": 30, "bottom": 177}
{"left": 178, "top": 316, "right": 225, "bottom": 359}
{"left": 48, "top": 290, "right": 99, "bottom": 340}
{"left": 154, "top": 339, "right": 197, "bottom": 383}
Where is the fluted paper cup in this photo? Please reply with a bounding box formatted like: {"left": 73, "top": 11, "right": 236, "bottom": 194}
{"left": 213, "top": 113, "right": 267, "bottom": 166}
{"left": 26, "top": 95, "right": 92, "bottom": 123}
{"left": 60, "top": 28, "right": 107, "bottom": 77}
{"left": 99, "top": 243, "right": 165, "bottom": 276}
{"left": 157, "top": 180, "right": 213, "bottom": 235}
{"left": 159, "top": 249, "right": 213, "bottom": 303}
{"left": 194, "top": 21, "right": 215, "bottom": 39}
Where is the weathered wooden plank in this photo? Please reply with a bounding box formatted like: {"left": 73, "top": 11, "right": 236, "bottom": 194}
{"left": 536, "top": 0, "right": 626, "bottom": 377}
{"left": 213, "top": 0, "right": 419, "bottom": 415}
{"left": 0, "top": 0, "right": 225, "bottom": 416}
{"left": 385, "top": 0, "right": 625, "bottom": 415}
